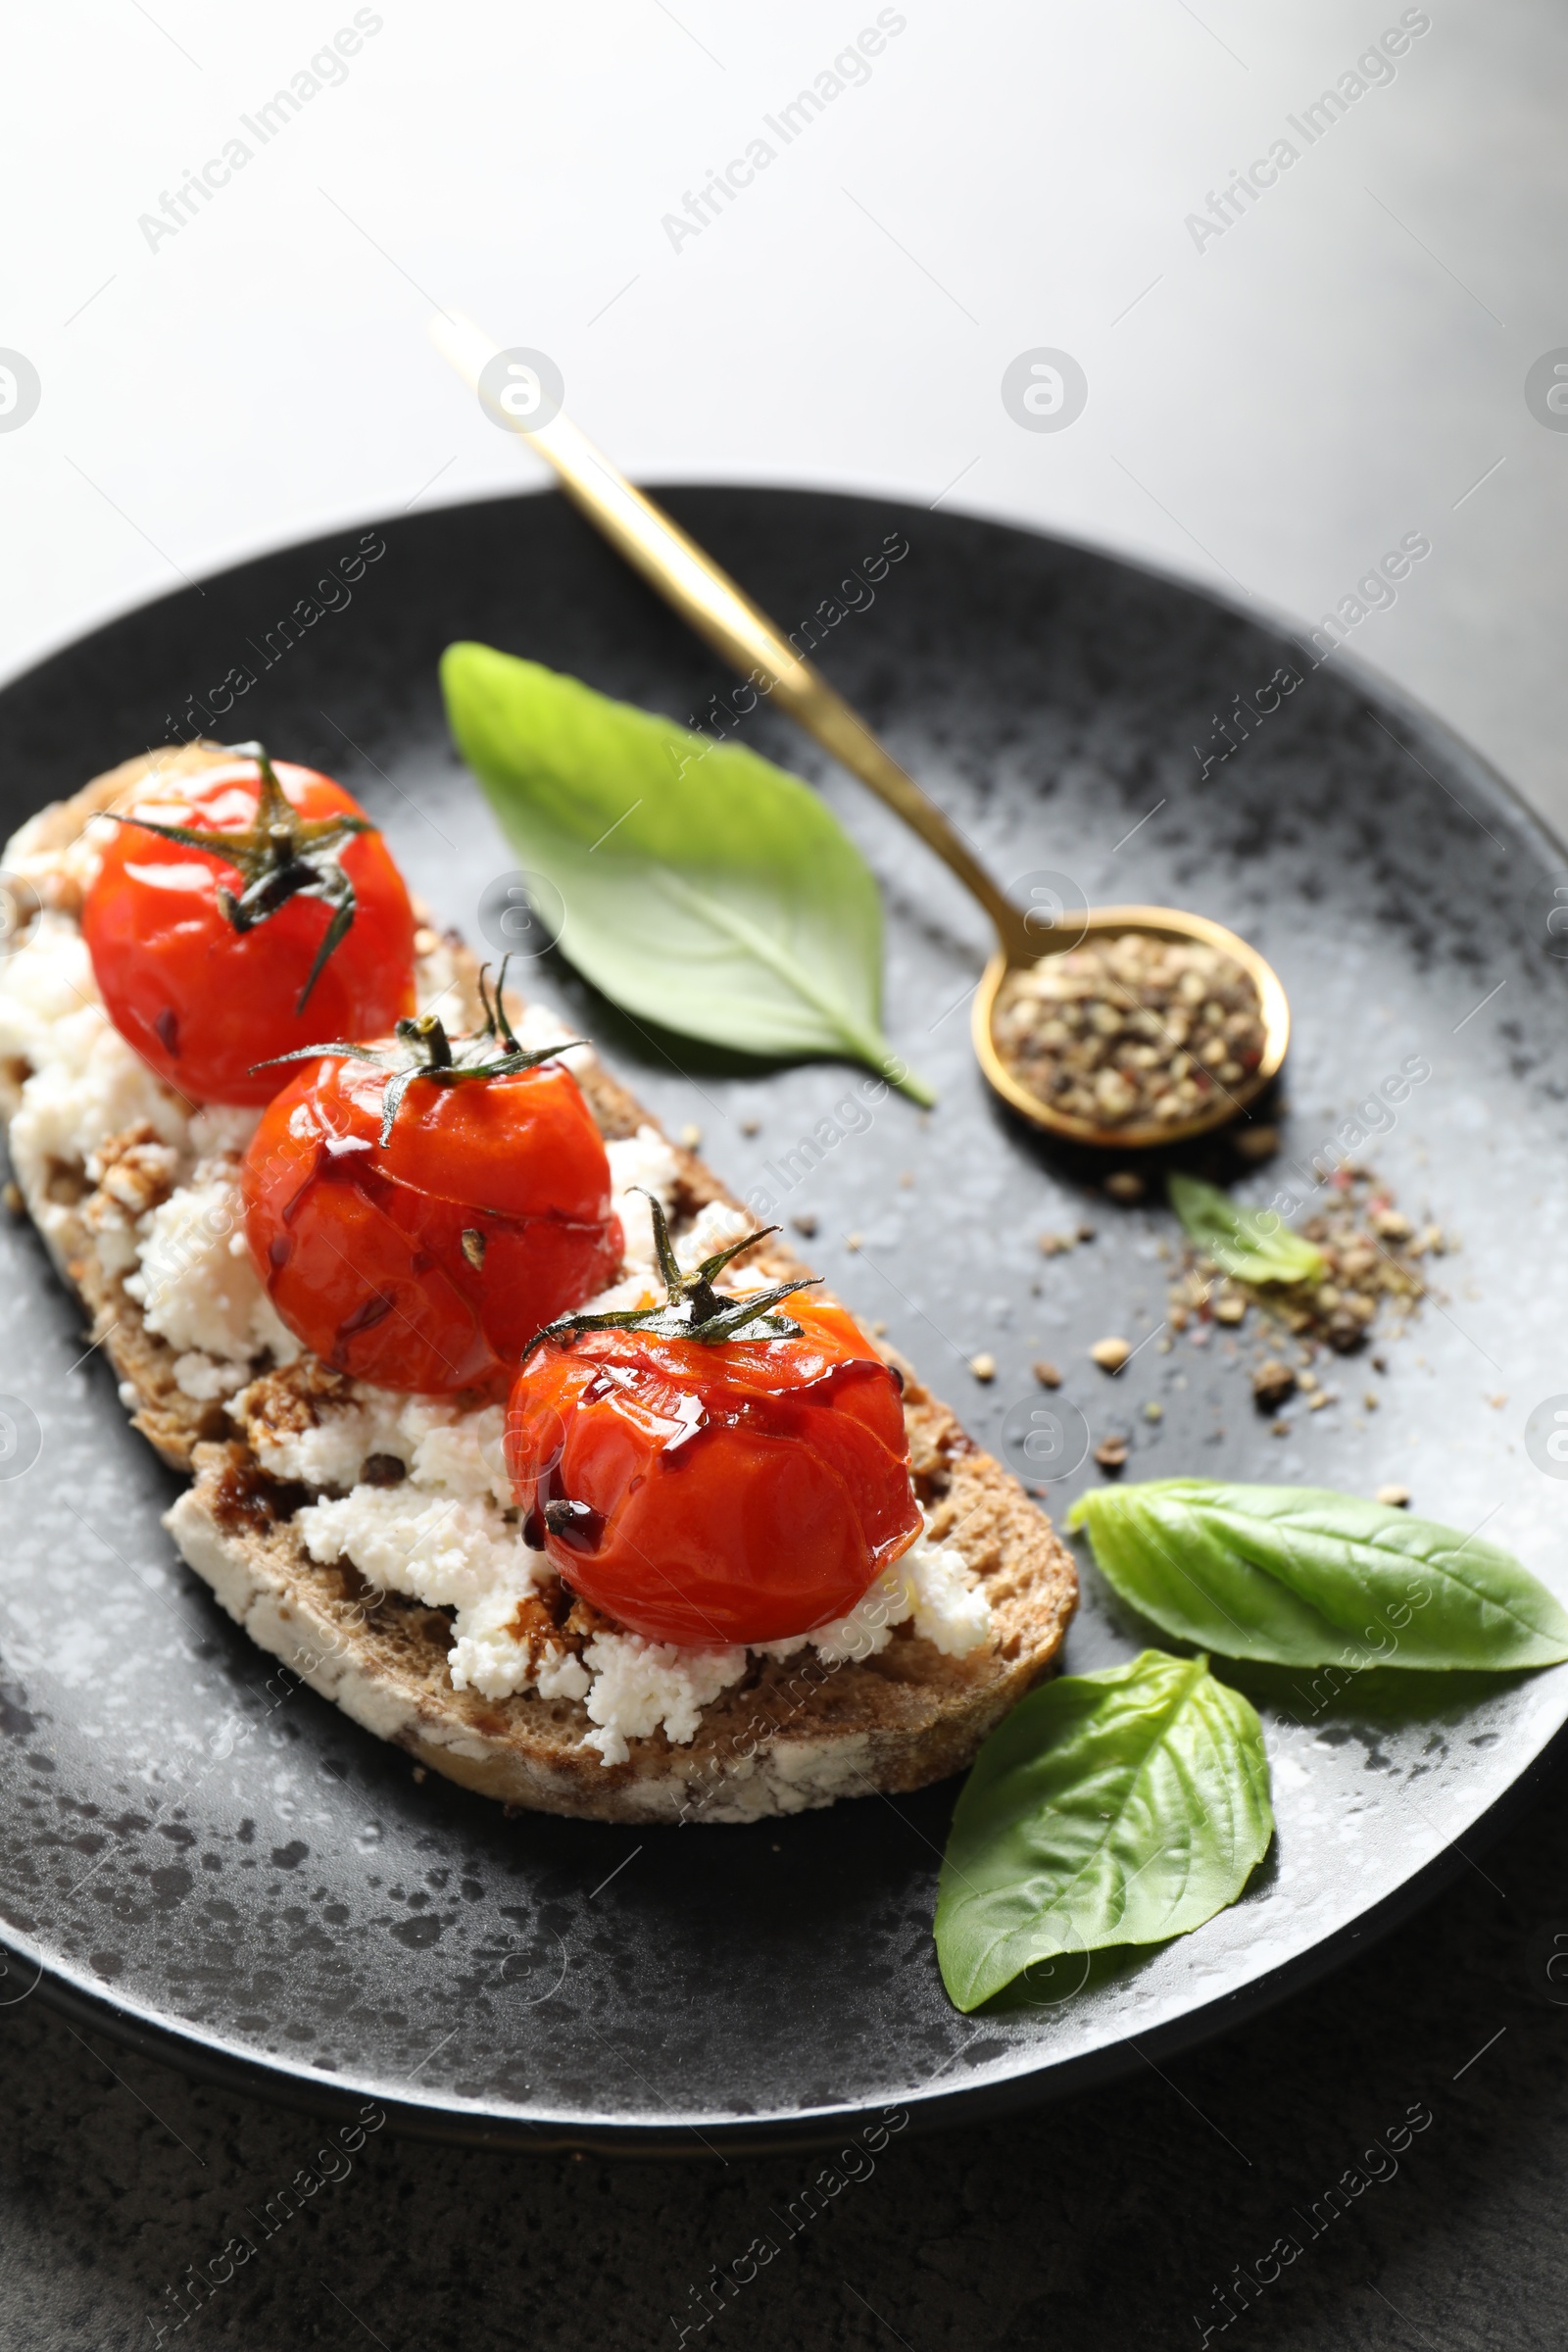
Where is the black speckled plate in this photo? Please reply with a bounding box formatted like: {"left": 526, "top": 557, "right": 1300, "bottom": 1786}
{"left": 0, "top": 490, "right": 1564, "bottom": 2154}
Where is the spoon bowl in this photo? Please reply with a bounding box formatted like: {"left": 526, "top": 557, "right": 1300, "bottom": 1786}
{"left": 972, "top": 905, "right": 1290, "bottom": 1150}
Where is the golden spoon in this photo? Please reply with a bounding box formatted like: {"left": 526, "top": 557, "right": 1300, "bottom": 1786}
{"left": 428, "top": 314, "right": 1288, "bottom": 1150}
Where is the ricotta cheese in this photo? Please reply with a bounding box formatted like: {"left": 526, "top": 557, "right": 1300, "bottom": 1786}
{"left": 125, "top": 1163, "right": 298, "bottom": 1372}
{"left": 606, "top": 1125, "right": 680, "bottom": 1265}
{"left": 578, "top": 1634, "right": 750, "bottom": 1767}
{"left": 773, "top": 1527, "right": 993, "bottom": 1666}
{"left": 297, "top": 1485, "right": 564, "bottom": 1703}
{"left": 0, "top": 916, "right": 189, "bottom": 1245}
{"left": 510, "top": 998, "right": 596, "bottom": 1077}
{"left": 246, "top": 1390, "right": 513, "bottom": 1504}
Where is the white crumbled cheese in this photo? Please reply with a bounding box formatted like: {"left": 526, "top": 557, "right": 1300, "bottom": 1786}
{"left": 188, "top": 1102, "right": 263, "bottom": 1157}
{"left": 674, "top": 1198, "right": 755, "bottom": 1269}
{"left": 578, "top": 1633, "right": 749, "bottom": 1766}
{"left": 807, "top": 1528, "right": 993, "bottom": 1665}
{"left": 299, "top": 1485, "right": 534, "bottom": 1610}
{"left": 4, "top": 805, "right": 112, "bottom": 903}
{"left": 172, "top": 1351, "right": 252, "bottom": 1401}
{"left": 297, "top": 1482, "right": 590, "bottom": 1706}
{"left": 0, "top": 918, "right": 191, "bottom": 1229}
{"left": 0, "top": 911, "right": 110, "bottom": 1067}
{"left": 607, "top": 1124, "right": 680, "bottom": 1265}
{"left": 415, "top": 935, "right": 461, "bottom": 1016}
{"left": 247, "top": 1388, "right": 513, "bottom": 1504}
{"left": 247, "top": 1389, "right": 411, "bottom": 1492}
{"left": 124, "top": 1163, "right": 296, "bottom": 1367}
{"left": 299, "top": 1486, "right": 553, "bottom": 1701}
{"left": 510, "top": 997, "right": 595, "bottom": 1075}
{"left": 906, "top": 1535, "right": 995, "bottom": 1655}
{"left": 0, "top": 910, "right": 298, "bottom": 1379}
{"left": 447, "top": 1582, "right": 591, "bottom": 1704}
{"left": 570, "top": 1270, "right": 662, "bottom": 1319}
{"left": 402, "top": 1400, "right": 512, "bottom": 1504}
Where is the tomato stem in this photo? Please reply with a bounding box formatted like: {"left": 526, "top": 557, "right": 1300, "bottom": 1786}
{"left": 522, "top": 1189, "right": 819, "bottom": 1361}
{"left": 106, "top": 742, "right": 375, "bottom": 1012}
{"left": 250, "top": 957, "right": 590, "bottom": 1144}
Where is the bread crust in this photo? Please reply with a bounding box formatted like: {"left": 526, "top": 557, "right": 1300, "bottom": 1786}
{"left": 1, "top": 751, "right": 1077, "bottom": 1822}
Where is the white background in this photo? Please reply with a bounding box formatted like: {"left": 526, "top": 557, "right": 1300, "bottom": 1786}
{"left": 4, "top": 0, "right": 1565, "bottom": 826}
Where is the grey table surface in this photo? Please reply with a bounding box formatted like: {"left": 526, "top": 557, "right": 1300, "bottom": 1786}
{"left": 0, "top": 1763, "right": 1561, "bottom": 2351}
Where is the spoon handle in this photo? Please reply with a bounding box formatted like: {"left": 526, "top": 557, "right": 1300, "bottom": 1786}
{"left": 430, "top": 314, "right": 1040, "bottom": 962}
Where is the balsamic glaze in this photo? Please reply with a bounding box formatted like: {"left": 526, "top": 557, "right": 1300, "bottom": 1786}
{"left": 542, "top": 1496, "right": 606, "bottom": 1552}
{"left": 532, "top": 1455, "right": 606, "bottom": 1554}
{"left": 336, "top": 1291, "right": 393, "bottom": 1341}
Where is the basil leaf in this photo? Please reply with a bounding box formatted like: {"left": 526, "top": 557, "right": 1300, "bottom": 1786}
{"left": 1167, "top": 1172, "right": 1324, "bottom": 1285}
{"left": 1068, "top": 1480, "right": 1568, "bottom": 1671}
{"left": 440, "top": 643, "right": 931, "bottom": 1102}
{"left": 935, "top": 1649, "right": 1272, "bottom": 2012}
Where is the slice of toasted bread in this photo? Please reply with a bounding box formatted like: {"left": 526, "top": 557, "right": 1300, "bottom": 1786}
{"left": 0, "top": 751, "right": 1077, "bottom": 1822}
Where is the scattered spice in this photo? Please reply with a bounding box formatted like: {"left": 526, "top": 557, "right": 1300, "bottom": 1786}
{"left": 2, "top": 1180, "right": 22, "bottom": 1217}
{"left": 791, "top": 1213, "right": 818, "bottom": 1238}
{"left": 1039, "top": 1230, "right": 1079, "bottom": 1256}
{"left": 1252, "top": 1359, "right": 1297, "bottom": 1413}
{"left": 1104, "top": 1170, "right": 1145, "bottom": 1203}
{"left": 740, "top": 1117, "right": 760, "bottom": 1137}
{"left": 969, "top": 1352, "right": 997, "bottom": 1383}
{"left": 991, "top": 932, "right": 1266, "bottom": 1128}
{"left": 679, "top": 1123, "right": 702, "bottom": 1149}
{"left": 1090, "top": 1337, "right": 1132, "bottom": 1373}
{"left": 1143, "top": 1400, "right": 1163, "bottom": 1422}
{"left": 1376, "top": 1484, "right": 1411, "bottom": 1508}
{"left": 1094, "top": 1435, "right": 1130, "bottom": 1472}
{"left": 1167, "top": 1168, "right": 1438, "bottom": 1358}
{"left": 1032, "top": 1360, "right": 1063, "bottom": 1389}
{"left": 1234, "top": 1125, "right": 1279, "bottom": 1162}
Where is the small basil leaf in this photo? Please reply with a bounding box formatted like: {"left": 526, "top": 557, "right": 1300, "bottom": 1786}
{"left": 1068, "top": 1480, "right": 1568, "bottom": 1671}
{"left": 1167, "top": 1172, "right": 1324, "bottom": 1286}
{"left": 935, "top": 1649, "right": 1272, "bottom": 2012}
{"left": 440, "top": 643, "right": 931, "bottom": 1102}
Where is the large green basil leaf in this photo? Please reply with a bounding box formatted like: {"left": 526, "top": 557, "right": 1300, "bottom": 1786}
{"left": 1068, "top": 1481, "right": 1568, "bottom": 1671}
{"left": 935, "top": 1649, "right": 1272, "bottom": 2012}
{"left": 440, "top": 643, "right": 930, "bottom": 1101}
{"left": 1167, "top": 1173, "right": 1324, "bottom": 1285}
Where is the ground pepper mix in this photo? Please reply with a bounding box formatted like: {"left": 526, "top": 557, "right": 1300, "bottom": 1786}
{"left": 992, "top": 932, "right": 1266, "bottom": 1127}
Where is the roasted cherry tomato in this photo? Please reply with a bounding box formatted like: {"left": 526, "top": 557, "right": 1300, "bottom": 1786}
{"left": 505, "top": 1208, "right": 920, "bottom": 1645}
{"left": 83, "top": 746, "right": 416, "bottom": 1105}
{"left": 242, "top": 1004, "right": 623, "bottom": 1397}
